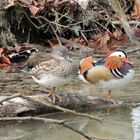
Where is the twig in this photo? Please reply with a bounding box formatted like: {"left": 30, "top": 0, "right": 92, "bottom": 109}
{"left": 54, "top": 0, "right": 69, "bottom": 6}
{"left": 50, "top": 24, "right": 62, "bottom": 46}
{"left": 23, "top": 11, "right": 48, "bottom": 29}
{"left": 22, "top": 95, "right": 103, "bottom": 122}
{"left": 95, "top": 21, "right": 112, "bottom": 34}
{"left": 35, "top": 15, "right": 72, "bottom": 30}
{"left": 0, "top": 93, "right": 21, "bottom": 104}
{"left": 80, "top": 31, "right": 89, "bottom": 45}
{"left": 4, "top": 0, "right": 15, "bottom": 9}
{"left": 43, "top": 101, "right": 103, "bottom": 122}
{"left": 0, "top": 93, "right": 103, "bottom": 123}
{"left": 35, "top": 16, "right": 90, "bottom": 33}
{"left": 0, "top": 116, "right": 65, "bottom": 123}
{"left": 126, "top": 47, "right": 140, "bottom": 54}
{"left": 111, "top": 20, "right": 140, "bottom": 25}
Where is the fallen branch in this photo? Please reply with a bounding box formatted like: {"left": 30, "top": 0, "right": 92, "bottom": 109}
{"left": 4, "top": 0, "right": 14, "bottom": 9}
{"left": 43, "top": 101, "right": 103, "bottom": 122}
{"left": 126, "top": 47, "right": 140, "bottom": 54}
{"left": 112, "top": 20, "right": 140, "bottom": 26}
{"left": 0, "top": 93, "right": 21, "bottom": 104}
{"left": 0, "top": 116, "right": 65, "bottom": 123}
{"left": 0, "top": 93, "right": 103, "bottom": 122}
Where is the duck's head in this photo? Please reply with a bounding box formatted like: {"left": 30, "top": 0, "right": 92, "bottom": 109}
{"left": 105, "top": 50, "right": 132, "bottom": 69}
{"left": 52, "top": 45, "right": 70, "bottom": 61}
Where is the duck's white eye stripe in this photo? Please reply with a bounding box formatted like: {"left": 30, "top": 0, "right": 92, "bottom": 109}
{"left": 109, "top": 51, "right": 126, "bottom": 58}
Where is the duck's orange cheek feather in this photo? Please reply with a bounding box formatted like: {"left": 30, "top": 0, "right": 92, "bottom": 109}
{"left": 105, "top": 56, "right": 124, "bottom": 69}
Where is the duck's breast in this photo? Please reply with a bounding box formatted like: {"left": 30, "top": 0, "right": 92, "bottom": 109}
{"left": 86, "top": 65, "right": 113, "bottom": 84}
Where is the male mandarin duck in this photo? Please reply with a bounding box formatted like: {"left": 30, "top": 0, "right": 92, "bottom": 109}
{"left": 29, "top": 45, "right": 78, "bottom": 103}
{"left": 79, "top": 50, "right": 134, "bottom": 104}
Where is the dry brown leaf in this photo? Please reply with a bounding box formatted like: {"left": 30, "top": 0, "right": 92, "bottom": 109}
{"left": 19, "top": 0, "right": 32, "bottom": 6}
{"left": 131, "top": 0, "right": 140, "bottom": 19}
{"left": 112, "top": 28, "right": 123, "bottom": 40}
{"left": 32, "top": 0, "right": 38, "bottom": 6}
{"left": 29, "top": 5, "right": 40, "bottom": 16}
{"left": 37, "top": 0, "right": 46, "bottom": 6}
{"left": 74, "top": 0, "right": 89, "bottom": 10}
{"left": 0, "top": 48, "right": 4, "bottom": 55}
{"left": 48, "top": 39, "right": 59, "bottom": 48}
{"left": 8, "top": 0, "right": 14, "bottom": 4}
{"left": 97, "top": 33, "right": 110, "bottom": 47}
{"left": 71, "top": 38, "right": 87, "bottom": 46}
{"left": 46, "top": 0, "right": 55, "bottom": 2}
{"left": 133, "top": 27, "right": 140, "bottom": 38}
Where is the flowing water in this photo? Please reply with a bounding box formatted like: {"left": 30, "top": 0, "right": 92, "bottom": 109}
{"left": 0, "top": 53, "right": 139, "bottom": 140}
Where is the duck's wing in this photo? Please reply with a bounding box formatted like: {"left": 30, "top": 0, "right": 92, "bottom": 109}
{"left": 29, "top": 56, "right": 60, "bottom": 76}
{"left": 94, "top": 57, "right": 106, "bottom": 66}
{"left": 26, "top": 52, "right": 52, "bottom": 68}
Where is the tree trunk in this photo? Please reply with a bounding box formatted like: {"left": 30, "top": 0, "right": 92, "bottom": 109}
{"left": 0, "top": 7, "right": 16, "bottom": 47}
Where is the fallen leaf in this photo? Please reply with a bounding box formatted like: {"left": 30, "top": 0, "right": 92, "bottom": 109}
{"left": 112, "top": 27, "right": 123, "bottom": 40}
{"left": 96, "top": 32, "right": 110, "bottom": 47}
{"left": 132, "top": 27, "right": 140, "bottom": 39}
{"left": 0, "top": 55, "right": 11, "bottom": 68}
{"left": 19, "top": 0, "right": 32, "bottom": 6}
{"left": 29, "top": 5, "right": 40, "bottom": 16}
{"left": 131, "top": 0, "right": 140, "bottom": 19}
{"left": 8, "top": 0, "right": 14, "bottom": 4}
{"left": 32, "top": 0, "right": 38, "bottom": 6}
{"left": 0, "top": 48, "right": 4, "bottom": 55}
{"left": 1, "top": 55, "right": 11, "bottom": 65}
{"left": 74, "top": 0, "right": 89, "bottom": 10}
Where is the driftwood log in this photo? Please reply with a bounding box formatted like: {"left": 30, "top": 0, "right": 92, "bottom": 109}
{"left": 0, "top": 92, "right": 135, "bottom": 118}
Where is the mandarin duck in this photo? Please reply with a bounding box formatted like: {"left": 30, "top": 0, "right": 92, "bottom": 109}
{"left": 26, "top": 52, "right": 50, "bottom": 69}
{"left": 21, "top": 52, "right": 51, "bottom": 73}
{"left": 29, "top": 45, "right": 78, "bottom": 103}
{"left": 79, "top": 50, "right": 134, "bottom": 104}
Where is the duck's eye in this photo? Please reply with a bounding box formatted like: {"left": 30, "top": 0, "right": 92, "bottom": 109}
{"left": 118, "top": 55, "right": 122, "bottom": 57}
{"left": 59, "top": 51, "right": 62, "bottom": 54}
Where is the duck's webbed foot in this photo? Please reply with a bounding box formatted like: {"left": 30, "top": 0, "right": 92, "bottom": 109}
{"left": 107, "top": 90, "right": 118, "bottom": 105}
{"left": 47, "top": 87, "right": 62, "bottom": 103}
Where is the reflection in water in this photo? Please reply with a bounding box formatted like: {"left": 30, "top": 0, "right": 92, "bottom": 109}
{"left": 131, "top": 106, "right": 140, "bottom": 140}
{"left": 0, "top": 111, "right": 134, "bottom": 140}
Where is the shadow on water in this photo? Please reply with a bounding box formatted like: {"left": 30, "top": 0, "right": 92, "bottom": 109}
{"left": 0, "top": 53, "right": 139, "bottom": 139}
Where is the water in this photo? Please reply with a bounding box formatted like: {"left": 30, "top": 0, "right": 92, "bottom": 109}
{"left": 132, "top": 106, "right": 140, "bottom": 140}
{"left": 0, "top": 53, "right": 139, "bottom": 140}
{"left": 0, "top": 109, "right": 138, "bottom": 140}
